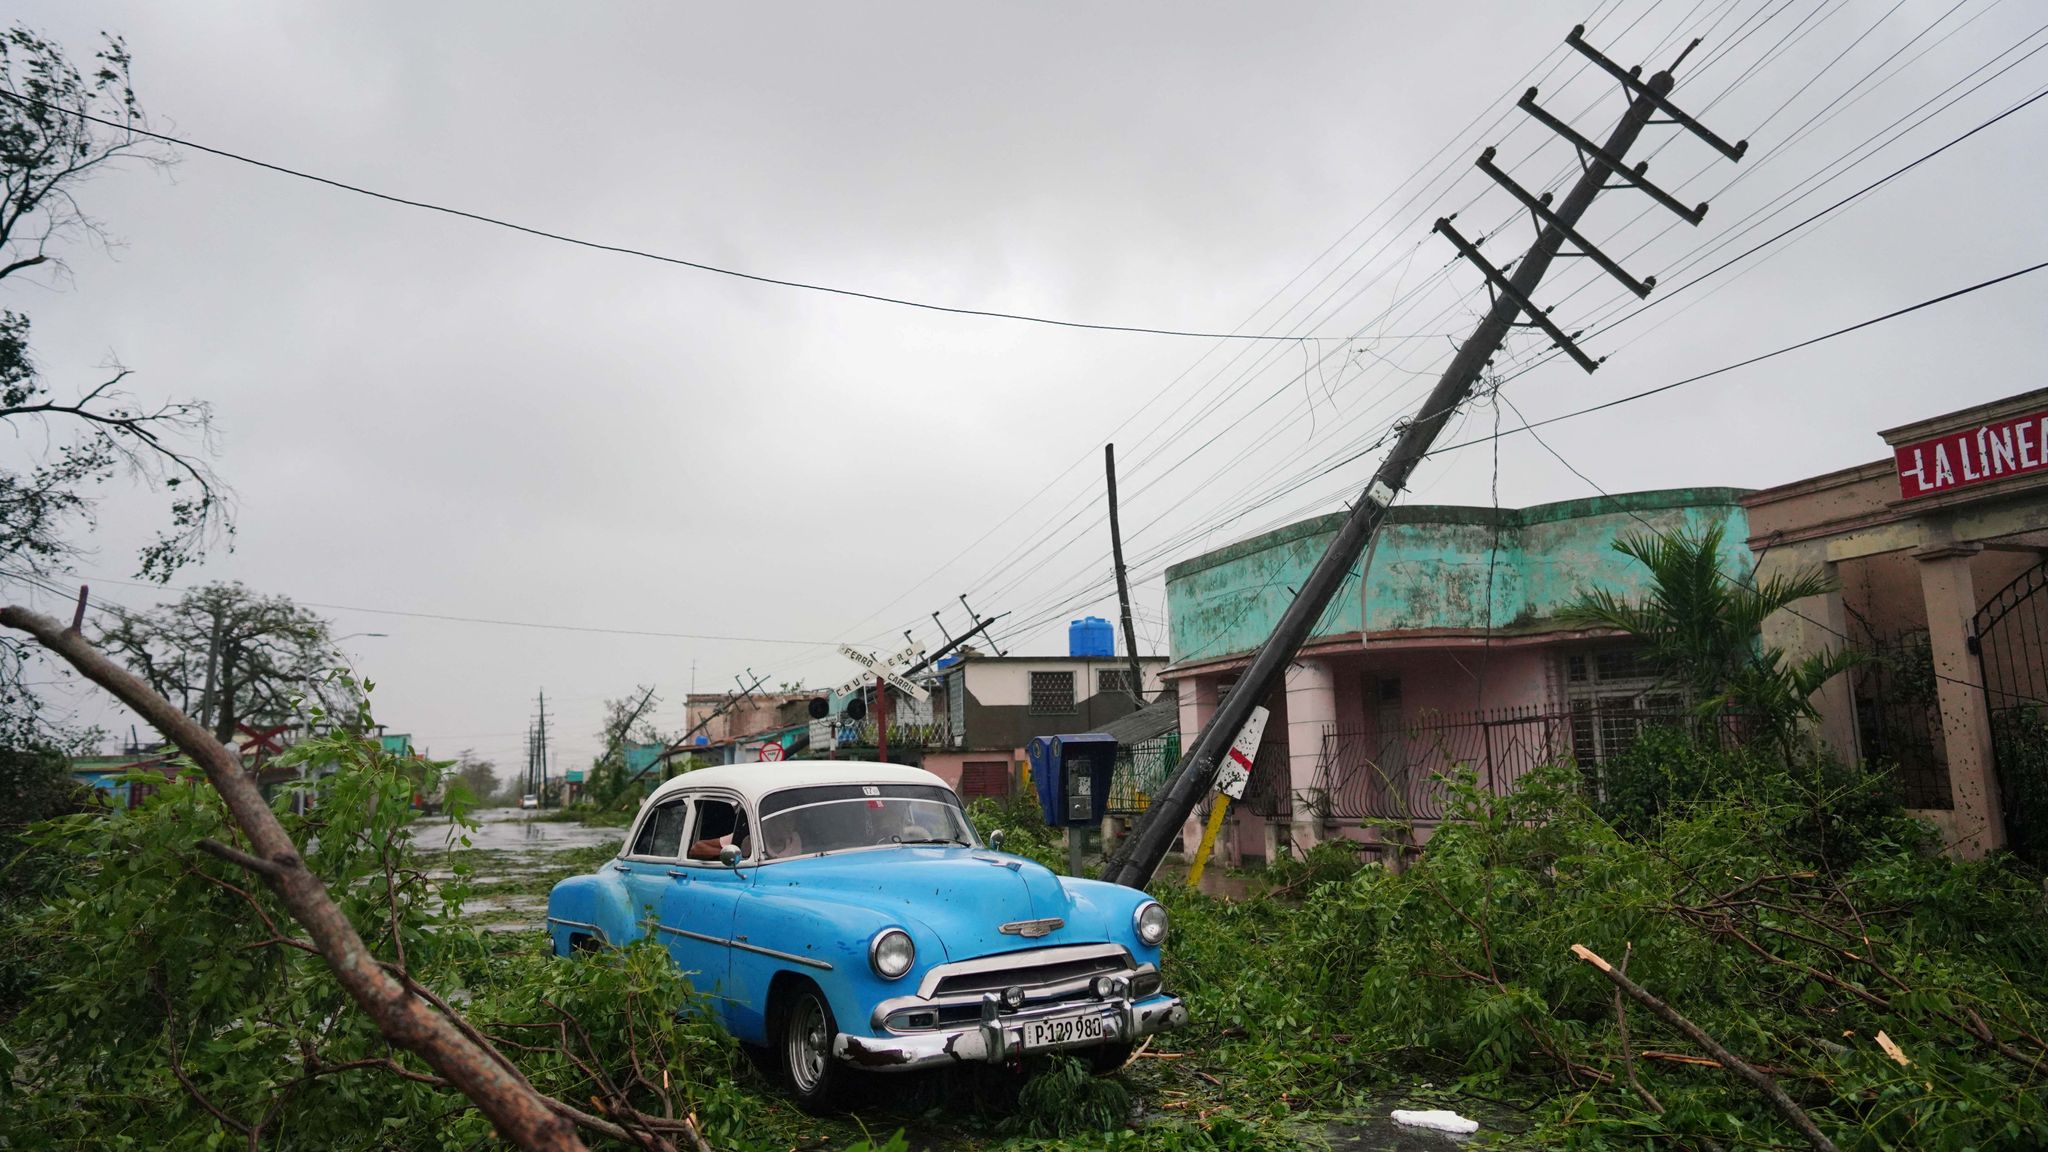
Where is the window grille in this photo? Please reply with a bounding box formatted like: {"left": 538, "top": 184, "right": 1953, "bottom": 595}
{"left": 1098, "top": 669, "right": 1133, "bottom": 698}
{"left": 1029, "top": 671, "right": 1076, "bottom": 714}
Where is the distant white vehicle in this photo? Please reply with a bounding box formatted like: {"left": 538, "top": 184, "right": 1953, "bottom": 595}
{"left": 520, "top": 794, "right": 539, "bottom": 810}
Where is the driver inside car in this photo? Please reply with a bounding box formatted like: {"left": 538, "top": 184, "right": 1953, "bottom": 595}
{"left": 687, "top": 812, "right": 750, "bottom": 861}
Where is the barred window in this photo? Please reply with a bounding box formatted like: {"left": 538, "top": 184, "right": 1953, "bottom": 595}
{"left": 1029, "top": 671, "right": 1076, "bottom": 714}
{"left": 1565, "top": 645, "right": 1679, "bottom": 795}
{"left": 1098, "top": 669, "right": 1133, "bottom": 698}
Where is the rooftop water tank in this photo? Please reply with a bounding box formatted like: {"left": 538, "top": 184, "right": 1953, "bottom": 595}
{"left": 1068, "top": 616, "right": 1114, "bottom": 658}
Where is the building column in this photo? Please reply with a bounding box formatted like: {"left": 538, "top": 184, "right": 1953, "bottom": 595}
{"left": 1916, "top": 542, "right": 2005, "bottom": 857}
{"left": 1283, "top": 658, "right": 1336, "bottom": 858}
{"left": 1176, "top": 677, "right": 1218, "bottom": 858}
{"left": 1805, "top": 567, "right": 1862, "bottom": 763}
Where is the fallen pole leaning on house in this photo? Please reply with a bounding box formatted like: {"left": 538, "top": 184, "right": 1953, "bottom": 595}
{"left": 1099, "top": 27, "right": 1744, "bottom": 889}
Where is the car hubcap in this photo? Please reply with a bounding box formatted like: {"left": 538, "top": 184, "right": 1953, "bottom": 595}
{"left": 787, "top": 996, "right": 827, "bottom": 1093}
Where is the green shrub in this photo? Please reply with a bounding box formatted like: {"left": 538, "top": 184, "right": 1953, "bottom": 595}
{"left": 1157, "top": 763, "right": 2048, "bottom": 1150}
{"left": 1593, "top": 726, "right": 1914, "bottom": 865}
{"left": 1014, "top": 1054, "right": 1131, "bottom": 1137}
{"left": 0, "top": 727, "right": 756, "bottom": 1150}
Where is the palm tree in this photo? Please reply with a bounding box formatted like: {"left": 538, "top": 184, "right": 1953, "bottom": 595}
{"left": 1557, "top": 523, "right": 1861, "bottom": 752}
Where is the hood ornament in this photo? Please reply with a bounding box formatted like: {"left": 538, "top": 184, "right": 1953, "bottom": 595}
{"left": 998, "top": 917, "right": 1064, "bottom": 939}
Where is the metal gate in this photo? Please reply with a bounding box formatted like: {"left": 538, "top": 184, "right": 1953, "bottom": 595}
{"left": 1973, "top": 559, "right": 2048, "bottom": 862}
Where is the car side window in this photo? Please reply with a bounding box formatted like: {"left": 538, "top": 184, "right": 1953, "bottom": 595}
{"left": 630, "top": 798, "right": 690, "bottom": 859}
{"left": 685, "top": 797, "right": 751, "bottom": 861}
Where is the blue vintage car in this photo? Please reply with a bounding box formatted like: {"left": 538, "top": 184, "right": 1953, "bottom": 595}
{"left": 545, "top": 763, "right": 1186, "bottom": 1109}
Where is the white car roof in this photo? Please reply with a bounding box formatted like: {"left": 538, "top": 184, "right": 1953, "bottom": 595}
{"left": 643, "top": 761, "right": 953, "bottom": 808}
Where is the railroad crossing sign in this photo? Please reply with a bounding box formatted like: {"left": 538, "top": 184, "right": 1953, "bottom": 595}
{"left": 758, "top": 742, "right": 785, "bottom": 763}
{"left": 834, "top": 643, "right": 930, "bottom": 702}
{"left": 236, "top": 722, "right": 290, "bottom": 761}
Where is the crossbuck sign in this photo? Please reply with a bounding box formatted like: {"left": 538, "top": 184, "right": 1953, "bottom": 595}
{"left": 834, "top": 643, "right": 930, "bottom": 702}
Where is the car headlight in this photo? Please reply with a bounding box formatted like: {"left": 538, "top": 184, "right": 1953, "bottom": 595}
{"left": 1134, "top": 901, "right": 1168, "bottom": 947}
{"left": 869, "top": 928, "right": 915, "bottom": 980}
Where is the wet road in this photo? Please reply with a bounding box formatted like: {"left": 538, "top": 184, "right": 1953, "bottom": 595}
{"left": 410, "top": 808, "right": 623, "bottom": 929}
{"left": 411, "top": 806, "right": 623, "bottom": 853}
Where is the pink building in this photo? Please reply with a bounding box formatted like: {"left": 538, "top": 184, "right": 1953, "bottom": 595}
{"left": 1160, "top": 489, "right": 1755, "bottom": 866}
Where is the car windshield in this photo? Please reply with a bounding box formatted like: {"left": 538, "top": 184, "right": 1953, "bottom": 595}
{"left": 756, "top": 783, "right": 978, "bottom": 859}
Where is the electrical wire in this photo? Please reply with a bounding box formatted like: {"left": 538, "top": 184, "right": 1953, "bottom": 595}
{"left": 12, "top": 571, "right": 841, "bottom": 647}
{"left": 0, "top": 90, "right": 1369, "bottom": 345}
{"left": 1433, "top": 255, "right": 2048, "bottom": 458}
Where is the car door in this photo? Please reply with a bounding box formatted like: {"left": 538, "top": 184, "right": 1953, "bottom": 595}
{"left": 616, "top": 795, "right": 692, "bottom": 942}
{"left": 657, "top": 792, "right": 752, "bottom": 1020}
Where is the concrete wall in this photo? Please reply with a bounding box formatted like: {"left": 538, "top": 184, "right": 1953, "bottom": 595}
{"left": 1166, "top": 489, "right": 1754, "bottom": 665}
{"left": 951, "top": 656, "right": 1168, "bottom": 752}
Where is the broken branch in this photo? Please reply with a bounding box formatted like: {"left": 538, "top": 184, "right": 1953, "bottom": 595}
{"left": 2, "top": 604, "right": 588, "bottom": 1152}
{"left": 1572, "top": 943, "right": 1839, "bottom": 1152}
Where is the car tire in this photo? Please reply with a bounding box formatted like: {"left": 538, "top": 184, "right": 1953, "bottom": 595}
{"left": 775, "top": 985, "right": 847, "bottom": 1113}
{"left": 1087, "top": 1041, "right": 1137, "bottom": 1075}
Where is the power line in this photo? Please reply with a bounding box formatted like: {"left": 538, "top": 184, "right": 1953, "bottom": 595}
{"left": 1433, "top": 254, "right": 2048, "bottom": 457}
{"left": 0, "top": 89, "right": 1351, "bottom": 345}
{"left": 1000, "top": 250, "right": 2048, "bottom": 648}
{"left": 26, "top": 571, "right": 838, "bottom": 647}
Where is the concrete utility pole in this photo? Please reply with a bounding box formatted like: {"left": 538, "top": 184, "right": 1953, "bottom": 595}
{"left": 1105, "top": 444, "right": 1148, "bottom": 705}
{"left": 535, "top": 690, "right": 550, "bottom": 808}
{"left": 1100, "top": 27, "right": 1745, "bottom": 889}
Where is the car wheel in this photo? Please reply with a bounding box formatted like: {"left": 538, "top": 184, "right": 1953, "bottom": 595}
{"left": 777, "top": 985, "right": 845, "bottom": 1112}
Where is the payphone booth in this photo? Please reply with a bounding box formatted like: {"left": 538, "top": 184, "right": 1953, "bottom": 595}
{"left": 1027, "top": 733, "right": 1118, "bottom": 874}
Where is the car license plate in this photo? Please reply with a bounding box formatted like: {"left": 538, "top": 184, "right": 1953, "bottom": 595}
{"left": 1022, "top": 1011, "right": 1107, "bottom": 1050}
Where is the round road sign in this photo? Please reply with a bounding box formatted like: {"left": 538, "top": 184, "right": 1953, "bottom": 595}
{"left": 759, "top": 742, "right": 785, "bottom": 763}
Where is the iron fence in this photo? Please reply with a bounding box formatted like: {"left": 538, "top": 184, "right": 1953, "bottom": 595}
{"left": 1107, "top": 732, "right": 1178, "bottom": 816}
{"left": 1974, "top": 559, "right": 2048, "bottom": 862}
{"left": 1852, "top": 632, "right": 1952, "bottom": 810}
{"left": 1309, "top": 702, "right": 1736, "bottom": 821}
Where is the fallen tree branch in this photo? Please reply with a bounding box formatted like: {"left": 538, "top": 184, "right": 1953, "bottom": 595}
{"left": 1572, "top": 943, "right": 1839, "bottom": 1152}
{"left": 2, "top": 604, "right": 590, "bottom": 1152}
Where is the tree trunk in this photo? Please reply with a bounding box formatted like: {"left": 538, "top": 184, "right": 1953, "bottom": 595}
{"left": 2, "top": 605, "right": 592, "bottom": 1151}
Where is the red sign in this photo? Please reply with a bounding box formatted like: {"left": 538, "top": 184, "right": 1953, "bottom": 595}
{"left": 758, "top": 742, "right": 785, "bottom": 763}
{"left": 1894, "top": 408, "right": 2048, "bottom": 500}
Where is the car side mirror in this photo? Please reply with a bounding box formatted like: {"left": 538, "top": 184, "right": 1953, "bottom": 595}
{"left": 719, "top": 844, "right": 744, "bottom": 868}
{"left": 988, "top": 829, "right": 1005, "bottom": 852}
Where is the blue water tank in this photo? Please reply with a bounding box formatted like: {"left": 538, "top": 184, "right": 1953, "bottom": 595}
{"left": 1068, "top": 616, "right": 1114, "bottom": 658}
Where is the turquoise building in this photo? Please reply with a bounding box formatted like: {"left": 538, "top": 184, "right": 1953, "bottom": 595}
{"left": 1159, "top": 488, "right": 1752, "bottom": 862}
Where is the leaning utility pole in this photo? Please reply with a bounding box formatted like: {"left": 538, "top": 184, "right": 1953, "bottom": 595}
{"left": 1101, "top": 27, "right": 1745, "bottom": 889}
{"left": 1105, "top": 444, "right": 1148, "bottom": 705}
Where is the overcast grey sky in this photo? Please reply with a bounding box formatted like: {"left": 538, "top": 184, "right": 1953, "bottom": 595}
{"left": 9, "top": 0, "right": 2046, "bottom": 779}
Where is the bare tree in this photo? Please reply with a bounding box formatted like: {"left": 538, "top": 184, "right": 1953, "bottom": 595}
{"left": 0, "top": 24, "right": 230, "bottom": 583}
{"left": 97, "top": 582, "right": 354, "bottom": 744}
{"left": 0, "top": 25, "right": 231, "bottom": 747}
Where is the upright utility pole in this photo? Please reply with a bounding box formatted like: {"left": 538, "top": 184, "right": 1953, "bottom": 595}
{"left": 1105, "top": 444, "right": 1147, "bottom": 705}
{"left": 1101, "top": 28, "right": 1744, "bottom": 889}
{"left": 523, "top": 724, "right": 537, "bottom": 800}
{"left": 535, "top": 690, "right": 550, "bottom": 809}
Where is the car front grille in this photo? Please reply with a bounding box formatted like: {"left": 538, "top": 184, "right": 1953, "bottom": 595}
{"left": 881, "top": 944, "right": 1145, "bottom": 1033}
{"left": 932, "top": 951, "right": 1130, "bottom": 998}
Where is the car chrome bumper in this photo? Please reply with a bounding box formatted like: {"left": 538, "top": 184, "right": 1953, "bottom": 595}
{"left": 832, "top": 993, "right": 1188, "bottom": 1071}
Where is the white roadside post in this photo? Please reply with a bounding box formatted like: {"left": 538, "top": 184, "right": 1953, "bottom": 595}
{"left": 1187, "top": 706, "right": 1268, "bottom": 889}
